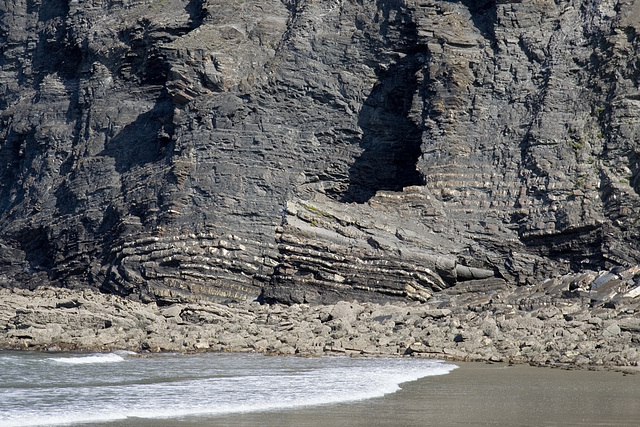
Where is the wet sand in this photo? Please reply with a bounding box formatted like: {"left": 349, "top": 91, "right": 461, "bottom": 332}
{"left": 102, "top": 362, "right": 640, "bottom": 427}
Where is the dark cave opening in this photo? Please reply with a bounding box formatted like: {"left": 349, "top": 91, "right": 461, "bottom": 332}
{"left": 342, "top": 56, "right": 424, "bottom": 203}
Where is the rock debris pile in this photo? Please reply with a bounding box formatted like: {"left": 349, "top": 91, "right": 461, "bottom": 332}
{"left": 2, "top": 265, "right": 639, "bottom": 371}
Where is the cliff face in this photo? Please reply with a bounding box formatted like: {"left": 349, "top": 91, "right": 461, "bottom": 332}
{"left": 1, "top": 0, "right": 639, "bottom": 304}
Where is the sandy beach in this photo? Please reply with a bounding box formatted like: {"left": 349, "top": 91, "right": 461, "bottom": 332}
{"left": 94, "top": 361, "right": 640, "bottom": 427}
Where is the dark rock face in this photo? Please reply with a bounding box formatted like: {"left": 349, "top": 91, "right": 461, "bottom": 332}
{"left": 1, "top": 0, "right": 639, "bottom": 303}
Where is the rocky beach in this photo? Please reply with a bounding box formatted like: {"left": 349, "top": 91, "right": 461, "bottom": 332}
{"left": 2, "top": 264, "right": 639, "bottom": 372}
{"left": 2, "top": 0, "right": 640, "bottom": 385}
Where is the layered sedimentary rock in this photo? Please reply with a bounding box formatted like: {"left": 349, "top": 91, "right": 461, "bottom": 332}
{"left": 1, "top": 0, "right": 640, "bottom": 303}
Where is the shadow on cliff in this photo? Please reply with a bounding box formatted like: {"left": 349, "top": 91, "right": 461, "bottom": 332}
{"left": 442, "top": 0, "right": 497, "bottom": 41}
{"left": 185, "top": 0, "right": 207, "bottom": 26}
{"left": 30, "top": 0, "right": 82, "bottom": 86}
{"left": 342, "top": 55, "right": 424, "bottom": 203}
{"left": 341, "top": 0, "right": 499, "bottom": 203}
{"left": 102, "top": 95, "right": 175, "bottom": 174}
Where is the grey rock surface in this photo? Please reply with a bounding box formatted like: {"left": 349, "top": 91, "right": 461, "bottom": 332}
{"left": 1, "top": 0, "right": 640, "bottom": 303}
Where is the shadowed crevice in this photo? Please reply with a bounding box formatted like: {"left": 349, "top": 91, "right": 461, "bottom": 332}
{"left": 101, "top": 94, "right": 175, "bottom": 174}
{"left": 442, "top": 0, "right": 497, "bottom": 42}
{"left": 342, "top": 55, "right": 424, "bottom": 203}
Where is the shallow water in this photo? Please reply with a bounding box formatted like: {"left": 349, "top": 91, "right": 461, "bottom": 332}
{"left": 198, "top": 362, "right": 640, "bottom": 427}
{"left": 0, "top": 351, "right": 456, "bottom": 426}
{"left": 2, "top": 351, "right": 639, "bottom": 427}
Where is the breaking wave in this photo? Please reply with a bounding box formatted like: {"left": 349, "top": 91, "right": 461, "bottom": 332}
{"left": 0, "top": 352, "right": 456, "bottom": 427}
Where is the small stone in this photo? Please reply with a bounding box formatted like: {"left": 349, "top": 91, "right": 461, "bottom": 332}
{"left": 603, "top": 323, "right": 621, "bottom": 337}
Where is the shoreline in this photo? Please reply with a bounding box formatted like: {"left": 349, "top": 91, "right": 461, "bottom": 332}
{"left": 3, "top": 351, "right": 638, "bottom": 427}
{"left": 1, "top": 278, "right": 639, "bottom": 373}
{"left": 185, "top": 361, "right": 640, "bottom": 427}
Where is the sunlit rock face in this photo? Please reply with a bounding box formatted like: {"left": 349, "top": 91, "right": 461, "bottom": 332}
{"left": 1, "top": 0, "right": 639, "bottom": 303}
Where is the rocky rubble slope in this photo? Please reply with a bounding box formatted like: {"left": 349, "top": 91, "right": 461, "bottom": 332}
{"left": 1, "top": 0, "right": 640, "bottom": 303}
{"left": 2, "top": 268, "right": 640, "bottom": 371}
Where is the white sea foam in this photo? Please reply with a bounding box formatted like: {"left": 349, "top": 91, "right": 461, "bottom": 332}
{"left": 1, "top": 411, "right": 128, "bottom": 427}
{"left": 112, "top": 350, "right": 137, "bottom": 356}
{"left": 49, "top": 352, "right": 126, "bottom": 365}
{"left": 0, "top": 353, "right": 457, "bottom": 427}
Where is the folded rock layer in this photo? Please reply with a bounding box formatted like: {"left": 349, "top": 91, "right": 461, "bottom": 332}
{"left": 1, "top": 0, "right": 639, "bottom": 303}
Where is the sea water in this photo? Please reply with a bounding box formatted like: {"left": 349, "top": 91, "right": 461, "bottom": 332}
{"left": 0, "top": 351, "right": 457, "bottom": 426}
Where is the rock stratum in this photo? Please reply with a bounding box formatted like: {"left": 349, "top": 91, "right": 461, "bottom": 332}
{"left": 1, "top": 0, "right": 640, "bottom": 305}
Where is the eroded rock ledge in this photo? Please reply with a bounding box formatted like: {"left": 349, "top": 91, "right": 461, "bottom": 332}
{"left": 2, "top": 267, "right": 639, "bottom": 372}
